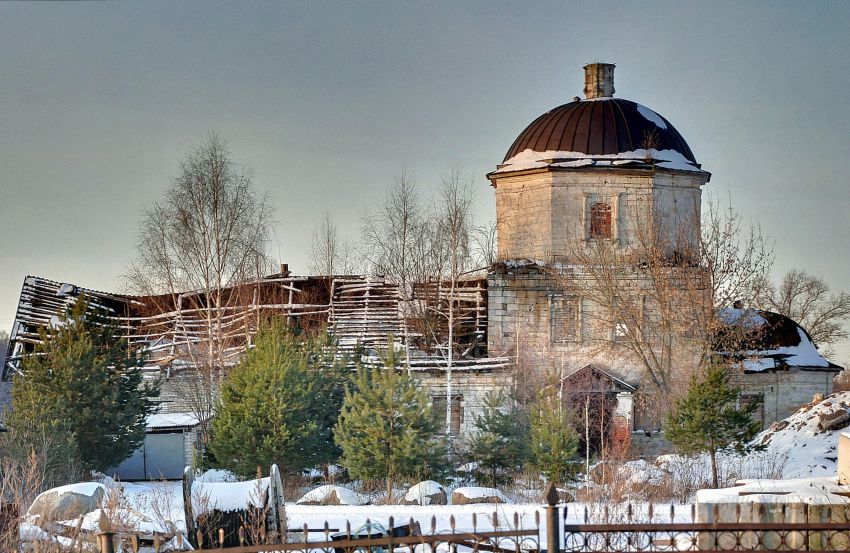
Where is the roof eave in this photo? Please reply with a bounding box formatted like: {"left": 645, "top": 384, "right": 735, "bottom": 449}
{"left": 487, "top": 163, "right": 710, "bottom": 187}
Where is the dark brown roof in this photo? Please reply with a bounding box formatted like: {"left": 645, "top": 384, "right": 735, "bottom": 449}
{"left": 503, "top": 98, "right": 697, "bottom": 164}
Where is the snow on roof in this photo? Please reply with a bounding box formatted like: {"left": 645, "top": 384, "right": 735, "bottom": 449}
{"left": 493, "top": 147, "right": 705, "bottom": 175}
{"left": 732, "top": 325, "right": 833, "bottom": 372}
{"left": 696, "top": 477, "right": 850, "bottom": 505}
{"left": 716, "top": 308, "right": 838, "bottom": 372}
{"left": 146, "top": 412, "right": 200, "bottom": 429}
{"left": 753, "top": 392, "right": 850, "bottom": 478}
{"left": 762, "top": 327, "right": 831, "bottom": 368}
{"left": 742, "top": 357, "right": 776, "bottom": 371}
{"left": 636, "top": 104, "right": 668, "bottom": 130}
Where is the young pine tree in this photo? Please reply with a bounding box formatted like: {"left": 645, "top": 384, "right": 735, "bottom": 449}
{"left": 334, "top": 350, "right": 438, "bottom": 501}
{"left": 466, "top": 390, "right": 530, "bottom": 486}
{"left": 209, "top": 322, "right": 347, "bottom": 478}
{"left": 6, "top": 297, "right": 158, "bottom": 474}
{"left": 529, "top": 389, "right": 579, "bottom": 484}
{"left": 665, "top": 364, "right": 763, "bottom": 488}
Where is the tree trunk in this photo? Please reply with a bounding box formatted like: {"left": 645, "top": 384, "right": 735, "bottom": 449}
{"left": 710, "top": 446, "right": 719, "bottom": 488}
{"left": 585, "top": 396, "right": 590, "bottom": 479}
{"left": 446, "top": 278, "right": 454, "bottom": 436}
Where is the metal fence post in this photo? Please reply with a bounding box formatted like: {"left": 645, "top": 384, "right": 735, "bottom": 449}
{"left": 183, "top": 466, "right": 196, "bottom": 547}
{"left": 544, "top": 482, "right": 560, "bottom": 553}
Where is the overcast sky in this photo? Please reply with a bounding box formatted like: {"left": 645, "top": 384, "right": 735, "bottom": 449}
{"left": 1, "top": 1, "right": 849, "bottom": 357}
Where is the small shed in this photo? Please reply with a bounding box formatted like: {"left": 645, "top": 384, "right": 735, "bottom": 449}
{"left": 109, "top": 412, "right": 199, "bottom": 480}
{"left": 559, "top": 365, "right": 637, "bottom": 454}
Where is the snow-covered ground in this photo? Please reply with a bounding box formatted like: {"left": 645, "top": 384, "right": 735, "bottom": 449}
{"left": 752, "top": 392, "right": 850, "bottom": 478}
{"left": 287, "top": 502, "right": 696, "bottom": 546}
{"left": 25, "top": 474, "right": 697, "bottom": 550}
{"left": 612, "top": 391, "right": 850, "bottom": 498}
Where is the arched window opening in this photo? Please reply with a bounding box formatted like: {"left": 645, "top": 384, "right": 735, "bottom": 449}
{"left": 590, "top": 202, "right": 612, "bottom": 239}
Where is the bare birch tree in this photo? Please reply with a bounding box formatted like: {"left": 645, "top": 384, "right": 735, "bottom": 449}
{"left": 126, "top": 133, "right": 274, "bottom": 444}
{"left": 701, "top": 199, "right": 774, "bottom": 310}
{"left": 435, "top": 170, "right": 474, "bottom": 434}
{"left": 309, "top": 212, "right": 357, "bottom": 275}
{"left": 361, "top": 170, "right": 430, "bottom": 372}
{"left": 756, "top": 269, "right": 850, "bottom": 353}
{"left": 471, "top": 221, "right": 498, "bottom": 270}
{"left": 361, "top": 169, "right": 477, "bottom": 432}
{"left": 0, "top": 330, "right": 8, "bottom": 378}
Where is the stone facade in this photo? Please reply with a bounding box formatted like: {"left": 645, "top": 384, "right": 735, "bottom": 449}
{"left": 629, "top": 432, "right": 674, "bottom": 459}
{"left": 494, "top": 167, "right": 706, "bottom": 263}
{"left": 413, "top": 368, "right": 514, "bottom": 440}
{"left": 742, "top": 369, "right": 836, "bottom": 428}
{"left": 486, "top": 266, "right": 634, "bottom": 375}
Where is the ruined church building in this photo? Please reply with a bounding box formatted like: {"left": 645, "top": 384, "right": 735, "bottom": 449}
{"left": 4, "top": 64, "right": 840, "bottom": 475}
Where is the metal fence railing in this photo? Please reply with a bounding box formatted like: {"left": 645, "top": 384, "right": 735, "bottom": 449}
{"left": 25, "top": 482, "right": 850, "bottom": 553}
{"left": 561, "top": 500, "right": 850, "bottom": 552}
{"left": 93, "top": 515, "right": 541, "bottom": 553}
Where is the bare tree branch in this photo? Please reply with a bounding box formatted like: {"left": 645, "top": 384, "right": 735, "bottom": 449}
{"left": 756, "top": 269, "right": 850, "bottom": 352}
{"left": 124, "top": 133, "right": 274, "bottom": 445}
{"left": 559, "top": 195, "right": 773, "bottom": 417}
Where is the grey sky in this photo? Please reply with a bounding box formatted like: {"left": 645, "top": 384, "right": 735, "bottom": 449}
{"left": 1, "top": 1, "right": 849, "bottom": 357}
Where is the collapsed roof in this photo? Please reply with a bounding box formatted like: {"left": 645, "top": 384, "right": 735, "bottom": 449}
{"left": 4, "top": 273, "right": 509, "bottom": 381}
{"left": 715, "top": 307, "right": 842, "bottom": 373}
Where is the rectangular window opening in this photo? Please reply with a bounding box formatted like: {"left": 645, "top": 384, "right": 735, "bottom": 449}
{"left": 550, "top": 296, "right": 578, "bottom": 343}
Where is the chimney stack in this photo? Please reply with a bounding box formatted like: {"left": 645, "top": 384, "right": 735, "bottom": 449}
{"left": 583, "top": 63, "right": 615, "bottom": 100}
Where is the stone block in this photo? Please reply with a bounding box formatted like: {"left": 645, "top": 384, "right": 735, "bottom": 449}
{"left": 839, "top": 433, "right": 850, "bottom": 485}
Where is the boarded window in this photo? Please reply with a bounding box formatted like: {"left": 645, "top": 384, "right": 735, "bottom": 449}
{"left": 432, "top": 395, "right": 463, "bottom": 434}
{"left": 590, "top": 202, "right": 612, "bottom": 239}
{"left": 550, "top": 296, "right": 578, "bottom": 343}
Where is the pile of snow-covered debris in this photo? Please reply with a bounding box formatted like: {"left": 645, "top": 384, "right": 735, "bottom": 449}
{"left": 19, "top": 468, "right": 266, "bottom": 551}
{"left": 296, "top": 485, "right": 369, "bottom": 506}
{"left": 21, "top": 480, "right": 188, "bottom": 551}
{"left": 753, "top": 392, "right": 850, "bottom": 478}
{"left": 608, "top": 392, "right": 850, "bottom": 501}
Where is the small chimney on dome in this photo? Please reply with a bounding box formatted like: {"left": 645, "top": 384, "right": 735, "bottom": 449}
{"left": 583, "top": 63, "right": 615, "bottom": 99}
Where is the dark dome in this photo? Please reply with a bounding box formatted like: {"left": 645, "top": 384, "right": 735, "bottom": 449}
{"left": 503, "top": 98, "right": 697, "bottom": 164}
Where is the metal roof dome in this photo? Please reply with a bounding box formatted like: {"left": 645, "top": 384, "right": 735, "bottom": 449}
{"left": 502, "top": 63, "right": 698, "bottom": 167}
{"left": 503, "top": 98, "right": 697, "bottom": 164}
